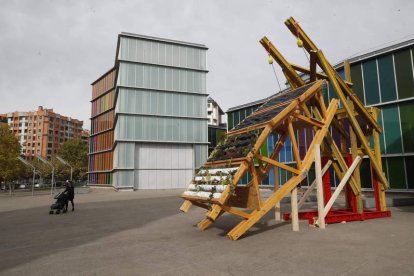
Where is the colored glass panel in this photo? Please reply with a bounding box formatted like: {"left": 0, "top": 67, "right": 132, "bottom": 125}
{"left": 405, "top": 156, "right": 414, "bottom": 189}
{"left": 362, "top": 59, "right": 380, "bottom": 105}
{"left": 92, "top": 69, "right": 116, "bottom": 100}
{"left": 387, "top": 157, "right": 406, "bottom": 189}
{"left": 394, "top": 49, "right": 414, "bottom": 99}
{"left": 378, "top": 110, "right": 385, "bottom": 154}
{"left": 227, "top": 112, "right": 234, "bottom": 130}
{"left": 350, "top": 64, "right": 365, "bottom": 103}
{"left": 377, "top": 55, "right": 397, "bottom": 102}
{"left": 399, "top": 101, "right": 414, "bottom": 153}
{"left": 360, "top": 158, "right": 372, "bottom": 189}
{"left": 382, "top": 106, "right": 402, "bottom": 154}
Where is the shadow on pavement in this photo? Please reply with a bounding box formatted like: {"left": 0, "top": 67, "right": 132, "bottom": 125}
{"left": 0, "top": 196, "right": 180, "bottom": 272}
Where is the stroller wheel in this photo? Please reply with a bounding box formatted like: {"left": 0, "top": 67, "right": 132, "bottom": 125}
{"left": 56, "top": 210, "right": 60, "bottom": 214}
{"left": 63, "top": 209, "right": 67, "bottom": 213}
{"left": 49, "top": 211, "right": 54, "bottom": 215}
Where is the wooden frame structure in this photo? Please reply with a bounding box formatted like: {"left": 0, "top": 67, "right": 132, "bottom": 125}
{"left": 180, "top": 17, "right": 391, "bottom": 240}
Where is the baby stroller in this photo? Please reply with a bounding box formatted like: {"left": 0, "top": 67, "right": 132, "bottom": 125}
{"left": 49, "top": 191, "right": 69, "bottom": 214}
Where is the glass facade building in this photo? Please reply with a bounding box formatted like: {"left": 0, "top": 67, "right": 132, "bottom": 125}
{"left": 227, "top": 39, "right": 414, "bottom": 190}
{"left": 89, "top": 33, "right": 208, "bottom": 189}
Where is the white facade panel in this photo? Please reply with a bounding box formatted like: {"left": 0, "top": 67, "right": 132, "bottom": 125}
{"left": 134, "top": 143, "right": 194, "bottom": 189}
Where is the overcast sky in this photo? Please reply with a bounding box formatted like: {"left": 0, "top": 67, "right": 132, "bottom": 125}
{"left": 1, "top": 0, "right": 413, "bottom": 130}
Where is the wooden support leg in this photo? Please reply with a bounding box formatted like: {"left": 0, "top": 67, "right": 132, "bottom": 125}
{"left": 315, "top": 144, "right": 326, "bottom": 229}
{"left": 198, "top": 209, "right": 225, "bottom": 231}
{"left": 273, "top": 166, "right": 281, "bottom": 221}
{"left": 180, "top": 200, "right": 192, "bottom": 213}
{"left": 291, "top": 187, "right": 299, "bottom": 231}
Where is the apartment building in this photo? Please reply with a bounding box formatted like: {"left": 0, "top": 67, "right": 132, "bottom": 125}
{"left": 3, "top": 106, "right": 83, "bottom": 160}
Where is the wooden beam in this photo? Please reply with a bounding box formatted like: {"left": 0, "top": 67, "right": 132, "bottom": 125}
{"left": 291, "top": 187, "right": 299, "bottom": 231}
{"left": 317, "top": 50, "right": 389, "bottom": 188}
{"left": 180, "top": 200, "right": 192, "bottom": 213}
{"left": 290, "top": 63, "right": 353, "bottom": 87}
{"left": 372, "top": 108, "right": 387, "bottom": 211}
{"left": 322, "top": 156, "right": 362, "bottom": 217}
{"left": 273, "top": 166, "right": 281, "bottom": 221}
{"left": 315, "top": 144, "right": 326, "bottom": 229}
{"left": 260, "top": 36, "right": 305, "bottom": 88}
{"left": 298, "top": 160, "right": 332, "bottom": 210}
{"left": 292, "top": 112, "right": 324, "bottom": 128}
{"left": 288, "top": 117, "right": 302, "bottom": 169}
{"left": 256, "top": 155, "right": 301, "bottom": 175}
{"left": 248, "top": 163, "right": 263, "bottom": 208}
{"left": 221, "top": 206, "right": 251, "bottom": 219}
{"left": 284, "top": 17, "right": 381, "bottom": 133}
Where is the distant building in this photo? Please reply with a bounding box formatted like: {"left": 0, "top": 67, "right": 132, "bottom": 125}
{"left": 81, "top": 129, "right": 90, "bottom": 144}
{"left": 89, "top": 33, "right": 208, "bottom": 189}
{"left": 2, "top": 106, "right": 83, "bottom": 160}
{"left": 207, "top": 124, "right": 226, "bottom": 155}
{"left": 0, "top": 115, "right": 7, "bottom": 128}
{"left": 207, "top": 97, "right": 224, "bottom": 126}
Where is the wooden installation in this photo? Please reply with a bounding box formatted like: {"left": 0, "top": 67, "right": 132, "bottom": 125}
{"left": 180, "top": 17, "right": 391, "bottom": 240}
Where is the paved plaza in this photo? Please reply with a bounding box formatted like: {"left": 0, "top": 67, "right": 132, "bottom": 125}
{"left": 1, "top": 188, "right": 414, "bottom": 275}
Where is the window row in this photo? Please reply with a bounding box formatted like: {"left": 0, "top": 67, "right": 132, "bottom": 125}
{"left": 328, "top": 48, "right": 414, "bottom": 107}
{"left": 115, "top": 115, "right": 208, "bottom": 143}
{"left": 89, "top": 172, "right": 113, "bottom": 185}
{"left": 92, "top": 69, "right": 116, "bottom": 100}
{"left": 227, "top": 105, "right": 260, "bottom": 130}
{"left": 118, "top": 62, "right": 207, "bottom": 94}
{"left": 91, "top": 90, "right": 115, "bottom": 116}
{"left": 89, "top": 131, "right": 114, "bottom": 153}
{"left": 90, "top": 110, "right": 114, "bottom": 134}
{"left": 116, "top": 88, "right": 207, "bottom": 118}
{"left": 88, "top": 151, "right": 113, "bottom": 172}
{"left": 119, "top": 37, "right": 207, "bottom": 70}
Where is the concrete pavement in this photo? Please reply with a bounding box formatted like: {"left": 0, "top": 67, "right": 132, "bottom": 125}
{"left": 0, "top": 188, "right": 413, "bottom": 275}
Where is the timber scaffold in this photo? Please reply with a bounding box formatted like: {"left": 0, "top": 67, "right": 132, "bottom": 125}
{"left": 180, "top": 17, "right": 391, "bottom": 240}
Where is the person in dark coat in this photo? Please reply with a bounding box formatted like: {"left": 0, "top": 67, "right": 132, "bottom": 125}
{"left": 64, "top": 180, "right": 75, "bottom": 212}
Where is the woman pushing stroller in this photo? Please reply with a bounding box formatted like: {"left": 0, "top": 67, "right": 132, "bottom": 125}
{"left": 64, "top": 180, "right": 75, "bottom": 212}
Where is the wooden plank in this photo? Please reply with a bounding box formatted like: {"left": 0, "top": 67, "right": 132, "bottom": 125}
{"left": 288, "top": 117, "right": 302, "bottom": 169}
{"left": 315, "top": 144, "right": 326, "bottom": 229}
{"left": 248, "top": 163, "right": 263, "bottom": 208}
{"left": 298, "top": 160, "right": 332, "bottom": 210}
{"left": 292, "top": 113, "right": 324, "bottom": 128}
{"left": 322, "top": 156, "right": 362, "bottom": 217}
{"left": 227, "top": 99, "right": 339, "bottom": 240}
{"left": 317, "top": 50, "right": 389, "bottom": 188}
{"left": 180, "top": 200, "right": 192, "bottom": 213}
{"left": 273, "top": 166, "right": 281, "bottom": 221}
{"left": 221, "top": 206, "right": 251, "bottom": 219}
{"left": 372, "top": 108, "right": 387, "bottom": 211}
{"left": 346, "top": 77, "right": 363, "bottom": 213}
{"left": 256, "top": 155, "right": 301, "bottom": 175}
{"left": 291, "top": 187, "right": 299, "bottom": 231}
{"left": 260, "top": 36, "right": 305, "bottom": 88}
{"left": 290, "top": 63, "right": 354, "bottom": 87}
{"left": 204, "top": 157, "right": 246, "bottom": 167}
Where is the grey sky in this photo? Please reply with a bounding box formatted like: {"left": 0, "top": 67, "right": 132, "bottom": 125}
{"left": 1, "top": 0, "right": 413, "bottom": 130}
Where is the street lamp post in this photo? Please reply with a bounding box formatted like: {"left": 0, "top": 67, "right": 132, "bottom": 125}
{"left": 56, "top": 156, "right": 73, "bottom": 181}
{"left": 17, "top": 156, "right": 36, "bottom": 196}
{"left": 36, "top": 155, "right": 55, "bottom": 195}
